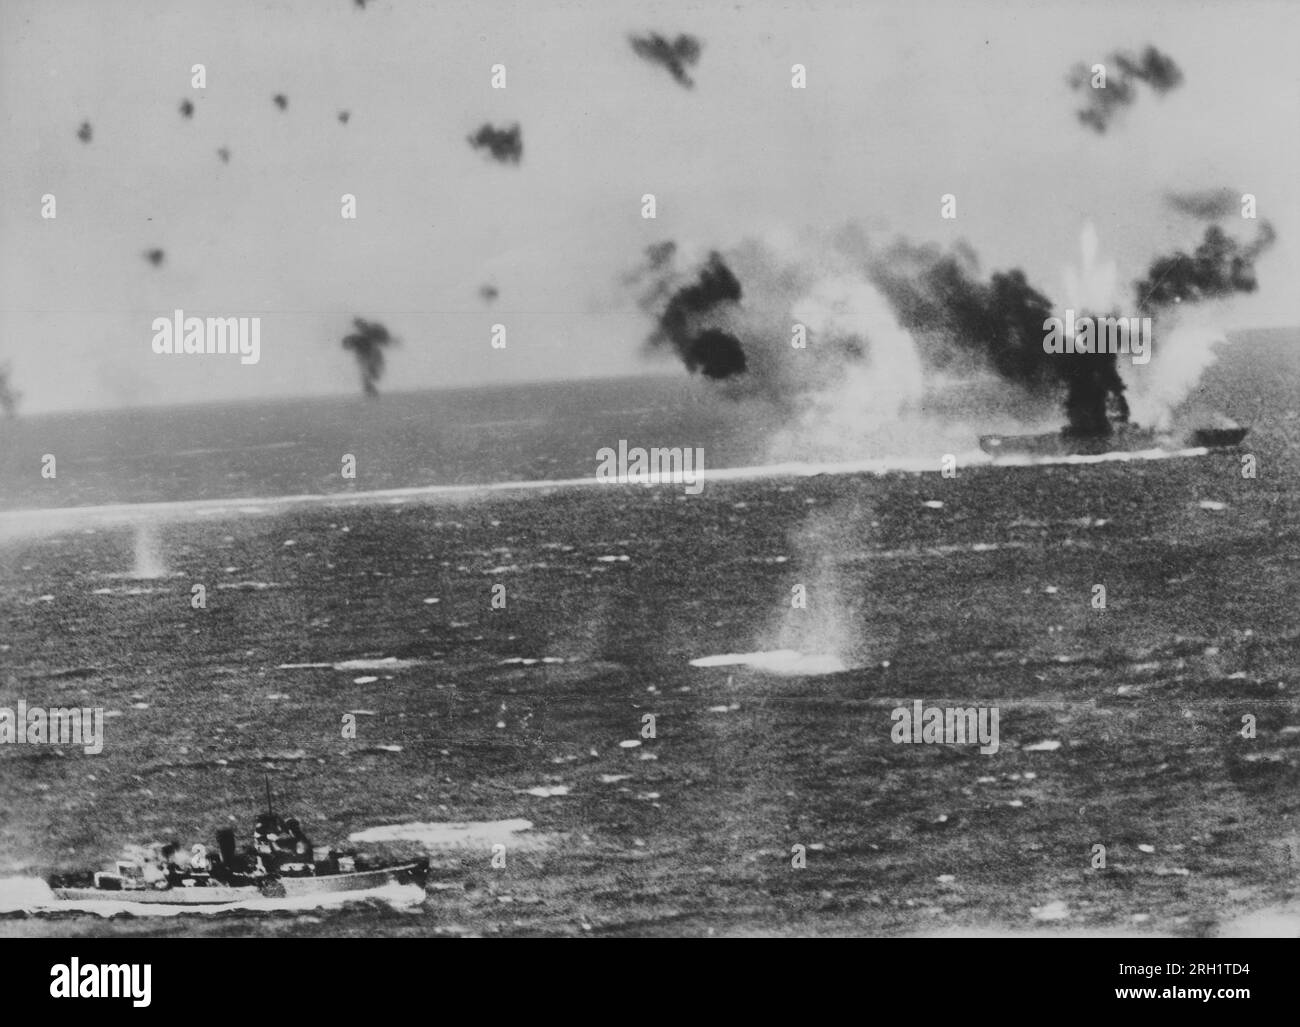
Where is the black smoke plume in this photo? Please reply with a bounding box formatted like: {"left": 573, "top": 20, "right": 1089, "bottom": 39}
{"left": 629, "top": 33, "right": 702, "bottom": 88}
{"left": 338, "top": 110, "right": 351, "bottom": 125}
{"left": 867, "top": 240, "right": 1057, "bottom": 390}
{"left": 341, "top": 318, "right": 398, "bottom": 398}
{"left": 866, "top": 238, "right": 1129, "bottom": 435}
{"left": 76, "top": 121, "right": 92, "bottom": 143}
{"left": 640, "top": 247, "right": 746, "bottom": 379}
{"left": 629, "top": 240, "right": 679, "bottom": 311}
{"left": 1135, "top": 221, "right": 1276, "bottom": 314}
{"left": 179, "top": 99, "right": 194, "bottom": 119}
{"left": 684, "top": 328, "right": 747, "bottom": 379}
{"left": 1059, "top": 348, "right": 1129, "bottom": 436}
{"left": 467, "top": 123, "right": 522, "bottom": 164}
{"left": 1068, "top": 45, "right": 1183, "bottom": 133}
{"left": 273, "top": 94, "right": 288, "bottom": 111}
{"left": 479, "top": 284, "right": 499, "bottom": 303}
{"left": 0, "top": 363, "right": 20, "bottom": 418}
{"left": 635, "top": 233, "right": 1145, "bottom": 436}
{"left": 144, "top": 249, "right": 165, "bottom": 267}
{"left": 1115, "top": 46, "right": 1182, "bottom": 88}
{"left": 217, "top": 147, "right": 231, "bottom": 163}
{"left": 1165, "top": 187, "right": 1239, "bottom": 221}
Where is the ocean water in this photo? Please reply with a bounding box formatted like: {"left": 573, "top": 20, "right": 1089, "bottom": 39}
{"left": 0, "top": 329, "right": 1297, "bottom": 936}
{"left": 0, "top": 376, "right": 768, "bottom": 513}
{"left": 2, "top": 329, "right": 1295, "bottom": 515}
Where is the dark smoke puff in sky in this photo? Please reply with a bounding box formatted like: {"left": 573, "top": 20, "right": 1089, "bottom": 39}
{"left": 144, "top": 249, "right": 165, "bottom": 267}
{"left": 342, "top": 318, "right": 398, "bottom": 398}
{"left": 467, "top": 123, "right": 522, "bottom": 164}
{"left": 1069, "top": 45, "right": 1183, "bottom": 132}
{"left": 1135, "top": 221, "right": 1276, "bottom": 313}
{"left": 626, "top": 240, "right": 679, "bottom": 311}
{"left": 273, "top": 94, "right": 288, "bottom": 111}
{"left": 629, "top": 33, "right": 702, "bottom": 88}
{"left": 644, "top": 248, "right": 746, "bottom": 379}
{"left": 1165, "top": 187, "right": 1241, "bottom": 220}
{"left": 76, "top": 121, "right": 91, "bottom": 143}
{"left": 642, "top": 240, "right": 677, "bottom": 272}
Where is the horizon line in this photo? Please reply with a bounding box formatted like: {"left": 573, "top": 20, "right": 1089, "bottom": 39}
{"left": 0, "top": 369, "right": 690, "bottom": 421}
{"left": 6, "top": 325, "right": 1295, "bottom": 419}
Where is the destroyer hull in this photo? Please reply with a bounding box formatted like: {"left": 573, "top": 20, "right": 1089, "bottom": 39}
{"left": 276, "top": 861, "right": 428, "bottom": 896}
{"left": 50, "top": 860, "right": 428, "bottom": 905}
{"left": 51, "top": 884, "right": 257, "bottom": 905}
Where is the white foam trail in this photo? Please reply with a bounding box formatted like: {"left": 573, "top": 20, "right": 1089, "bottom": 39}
{"left": 329, "top": 658, "right": 423, "bottom": 671}
{"left": 690, "top": 650, "right": 849, "bottom": 675}
{"left": 0, "top": 875, "right": 57, "bottom": 910}
{"left": 90, "top": 658, "right": 419, "bottom": 673}
{"left": 854, "top": 541, "right": 1026, "bottom": 560}
{"left": 349, "top": 819, "right": 534, "bottom": 848}
{"left": 1216, "top": 906, "right": 1300, "bottom": 938}
{"left": 0, "top": 876, "right": 424, "bottom": 917}
{"left": 0, "top": 446, "right": 1215, "bottom": 540}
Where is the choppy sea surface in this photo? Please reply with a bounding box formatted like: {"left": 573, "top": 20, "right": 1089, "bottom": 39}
{"left": 1, "top": 329, "right": 1297, "bottom": 936}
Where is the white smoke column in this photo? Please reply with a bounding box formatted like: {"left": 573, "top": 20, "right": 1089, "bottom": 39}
{"left": 130, "top": 522, "right": 168, "bottom": 579}
{"left": 1061, "top": 221, "right": 1119, "bottom": 321}
{"left": 769, "top": 275, "right": 926, "bottom": 460}
{"left": 766, "top": 504, "right": 869, "bottom": 672}
{"left": 772, "top": 549, "right": 853, "bottom": 663}
{"left": 1125, "top": 315, "right": 1230, "bottom": 430}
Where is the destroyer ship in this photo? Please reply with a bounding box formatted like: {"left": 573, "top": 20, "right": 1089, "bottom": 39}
{"left": 48, "top": 791, "right": 428, "bottom": 906}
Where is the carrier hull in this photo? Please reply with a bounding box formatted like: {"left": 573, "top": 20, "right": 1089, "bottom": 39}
{"left": 979, "top": 425, "right": 1248, "bottom": 458}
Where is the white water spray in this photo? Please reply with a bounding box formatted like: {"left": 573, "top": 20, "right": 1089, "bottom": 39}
{"left": 1061, "top": 221, "right": 1119, "bottom": 315}
{"left": 770, "top": 275, "right": 927, "bottom": 461}
{"left": 130, "top": 522, "right": 168, "bottom": 579}
{"left": 1126, "top": 317, "right": 1231, "bottom": 430}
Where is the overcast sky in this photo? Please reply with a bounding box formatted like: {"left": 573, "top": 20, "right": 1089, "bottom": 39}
{"left": 2, "top": 0, "right": 1296, "bottom": 413}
